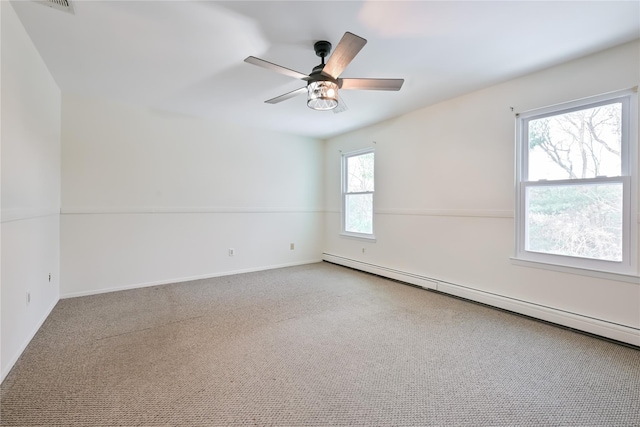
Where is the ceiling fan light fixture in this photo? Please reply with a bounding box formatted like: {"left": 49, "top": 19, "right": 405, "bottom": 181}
{"left": 307, "top": 81, "right": 338, "bottom": 111}
{"left": 246, "top": 32, "right": 403, "bottom": 113}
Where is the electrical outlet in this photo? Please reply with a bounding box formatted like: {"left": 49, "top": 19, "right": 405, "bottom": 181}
{"left": 362, "top": 248, "right": 366, "bottom": 254}
{"left": 290, "top": 243, "right": 295, "bottom": 250}
{"left": 228, "top": 248, "right": 235, "bottom": 257}
{"left": 26, "top": 291, "right": 31, "bottom": 305}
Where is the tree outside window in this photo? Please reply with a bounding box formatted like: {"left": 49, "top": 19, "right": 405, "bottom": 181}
{"left": 517, "top": 90, "right": 636, "bottom": 275}
{"left": 343, "top": 150, "right": 374, "bottom": 237}
{"left": 526, "top": 103, "right": 623, "bottom": 261}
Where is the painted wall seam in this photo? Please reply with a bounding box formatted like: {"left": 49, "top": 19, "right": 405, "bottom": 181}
{"left": 324, "top": 209, "right": 514, "bottom": 218}
{"left": 376, "top": 209, "right": 514, "bottom": 218}
{"left": 61, "top": 207, "right": 325, "bottom": 214}
{"left": 1, "top": 210, "right": 60, "bottom": 223}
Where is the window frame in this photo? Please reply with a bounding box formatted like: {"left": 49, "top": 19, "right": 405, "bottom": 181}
{"left": 514, "top": 89, "right": 638, "bottom": 276}
{"left": 341, "top": 148, "right": 376, "bottom": 240}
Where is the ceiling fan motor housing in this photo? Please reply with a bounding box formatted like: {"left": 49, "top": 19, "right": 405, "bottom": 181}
{"left": 308, "top": 64, "right": 337, "bottom": 84}
{"left": 314, "top": 40, "right": 332, "bottom": 58}
{"left": 309, "top": 40, "right": 337, "bottom": 84}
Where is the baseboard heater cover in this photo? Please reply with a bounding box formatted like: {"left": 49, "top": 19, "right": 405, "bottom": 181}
{"left": 322, "top": 253, "right": 640, "bottom": 347}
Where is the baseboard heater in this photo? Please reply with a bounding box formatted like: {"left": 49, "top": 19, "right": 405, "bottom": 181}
{"left": 322, "top": 253, "right": 640, "bottom": 347}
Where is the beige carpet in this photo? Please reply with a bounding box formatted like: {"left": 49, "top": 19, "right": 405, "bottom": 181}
{"left": 1, "top": 262, "right": 639, "bottom": 426}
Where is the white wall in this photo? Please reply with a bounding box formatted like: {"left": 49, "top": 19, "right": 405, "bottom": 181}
{"left": 1, "top": 1, "right": 61, "bottom": 381}
{"left": 323, "top": 40, "right": 640, "bottom": 345}
{"left": 61, "top": 93, "right": 324, "bottom": 296}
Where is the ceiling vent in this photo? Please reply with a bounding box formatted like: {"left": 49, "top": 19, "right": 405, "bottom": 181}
{"left": 35, "top": 0, "right": 74, "bottom": 14}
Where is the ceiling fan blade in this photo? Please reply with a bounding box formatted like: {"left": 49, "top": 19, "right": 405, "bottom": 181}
{"left": 339, "top": 78, "right": 404, "bottom": 91}
{"left": 244, "top": 56, "right": 309, "bottom": 80}
{"left": 265, "top": 87, "right": 307, "bottom": 104}
{"left": 321, "top": 32, "right": 367, "bottom": 79}
{"left": 333, "top": 94, "right": 348, "bottom": 114}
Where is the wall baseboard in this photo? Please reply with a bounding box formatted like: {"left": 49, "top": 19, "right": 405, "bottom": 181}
{"left": 1, "top": 297, "right": 59, "bottom": 384}
{"left": 61, "top": 259, "right": 323, "bottom": 299}
{"left": 322, "top": 253, "right": 640, "bottom": 347}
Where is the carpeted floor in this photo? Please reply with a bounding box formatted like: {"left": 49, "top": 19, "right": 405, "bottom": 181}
{"left": 1, "top": 262, "right": 639, "bottom": 426}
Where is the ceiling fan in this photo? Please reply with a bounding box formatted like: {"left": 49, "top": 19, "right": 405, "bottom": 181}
{"left": 244, "top": 32, "right": 404, "bottom": 113}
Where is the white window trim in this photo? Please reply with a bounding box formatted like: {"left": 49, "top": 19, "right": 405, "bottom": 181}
{"left": 341, "top": 148, "right": 376, "bottom": 240}
{"left": 514, "top": 88, "right": 638, "bottom": 277}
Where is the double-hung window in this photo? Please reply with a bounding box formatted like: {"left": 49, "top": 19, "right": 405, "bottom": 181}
{"left": 516, "top": 89, "right": 637, "bottom": 275}
{"left": 342, "top": 149, "right": 375, "bottom": 238}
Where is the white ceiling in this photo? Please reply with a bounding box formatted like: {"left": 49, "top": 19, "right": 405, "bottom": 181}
{"left": 10, "top": 0, "right": 640, "bottom": 138}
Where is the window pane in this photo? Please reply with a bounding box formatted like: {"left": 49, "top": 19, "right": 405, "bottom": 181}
{"left": 347, "top": 153, "right": 374, "bottom": 192}
{"left": 345, "top": 193, "right": 373, "bottom": 234}
{"left": 525, "top": 183, "right": 623, "bottom": 261}
{"left": 528, "top": 103, "right": 622, "bottom": 180}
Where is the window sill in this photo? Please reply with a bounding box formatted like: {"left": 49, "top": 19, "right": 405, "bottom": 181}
{"left": 510, "top": 257, "right": 640, "bottom": 285}
{"left": 340, "top": 232, "right": 377, "bottom": 242}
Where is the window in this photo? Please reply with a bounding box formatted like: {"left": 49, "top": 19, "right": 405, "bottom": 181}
{"left": 516, "top": 89, "right": 637, "bottom": 275}
{"left": 342, "top": 149, "right": 375, "bottom": 238}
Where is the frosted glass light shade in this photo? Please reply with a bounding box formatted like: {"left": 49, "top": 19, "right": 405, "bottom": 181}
{"left": 307, "top": 81, "right": 338, "bottom": 110}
